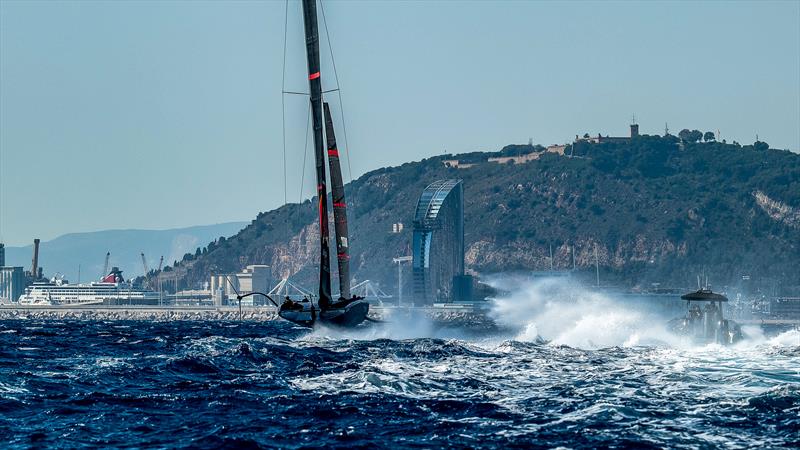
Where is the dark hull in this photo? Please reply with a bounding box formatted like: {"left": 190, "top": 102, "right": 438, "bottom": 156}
{"left": 277, "top": 306, "right": 316, "bottom": 328}
{"left": 278, "top": 300, "right": 369, "bottom": 328}
{"left": 320, "top": 300, "right": 369, "bottom": 328}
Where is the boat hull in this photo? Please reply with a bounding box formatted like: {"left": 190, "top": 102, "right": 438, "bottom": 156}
{"left": 277, "top": 308, "right": 316, "bottom": 327}
{"left": 277, "top": 299, "right": 369, "bottom": 328}
{"left": 319, "top": 300, "right": 369, "bottom": 327}
{"left": 667, "top": 317, "right": 743, "bottom": 345}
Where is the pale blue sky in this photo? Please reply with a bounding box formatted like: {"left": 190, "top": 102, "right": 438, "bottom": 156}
{"left": 1, "top": 0, "right": 798, "bottom": 246}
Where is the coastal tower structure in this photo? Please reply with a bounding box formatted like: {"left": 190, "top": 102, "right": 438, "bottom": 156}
{"left": 411, "top": 180, "right": 464, "bottom": 305}
{"left": 630, "top": 115, "right": 639, "bottom": 138}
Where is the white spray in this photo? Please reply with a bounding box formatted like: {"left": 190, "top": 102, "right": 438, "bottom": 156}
{"left": 488, "top": 276, "right": 683, "bottom": 349}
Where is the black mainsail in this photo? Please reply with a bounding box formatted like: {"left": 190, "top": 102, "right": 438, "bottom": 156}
{"left": 301, "top": 0, "right": 332, "bottom": 310}
{"left": 278, "top": 0, "right": 368, "bottom": 328}
{"left": 324, "top": 102, "right": 351, "bottom": 299}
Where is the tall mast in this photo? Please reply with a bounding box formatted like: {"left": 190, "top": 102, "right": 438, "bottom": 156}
{"left": 302, "top": 0, "right": 332, "bottom": 310}
{"left": 324, "top": 103, "right": 351, "bottom": 299}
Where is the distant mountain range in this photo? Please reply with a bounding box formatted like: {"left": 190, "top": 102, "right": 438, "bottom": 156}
{"left": 4, "top": 222, "right": 247, "bottom": 282}
{"left": 158, "top": 135, "right": 799, "bottom": 296}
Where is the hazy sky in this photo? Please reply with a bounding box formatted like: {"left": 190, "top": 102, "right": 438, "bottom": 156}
{"left": 1, "top": 0, "right": 798, "bottom": 246}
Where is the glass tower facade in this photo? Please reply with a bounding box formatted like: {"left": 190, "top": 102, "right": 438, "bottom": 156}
{"left": 411, "top": 180, "right": 464, "bottom": 305}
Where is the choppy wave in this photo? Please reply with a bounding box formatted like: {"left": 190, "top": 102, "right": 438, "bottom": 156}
{"left": 0, "top": 316, "right": 797, "bottom": 449}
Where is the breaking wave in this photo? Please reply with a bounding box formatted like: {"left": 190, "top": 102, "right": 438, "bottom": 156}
{"left": 487, "top": 276, "right": 686, "bottom": 348}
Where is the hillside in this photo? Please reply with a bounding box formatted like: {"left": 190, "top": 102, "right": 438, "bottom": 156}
{"left": 155, "top": 135, "right": 800, "bottom": 295}
{"left": 5, "top": 222, "right": 247, "bottom": 282}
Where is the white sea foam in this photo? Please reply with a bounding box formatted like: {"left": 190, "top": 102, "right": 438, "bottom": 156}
{"left": 487, "top": 276, "right": 686, "bottom": 349}
{"left": 304, "top": 276, "right": 798, "bottom": 353}
{"left": 768, "top": 329, "right": 800, "bottom": 347}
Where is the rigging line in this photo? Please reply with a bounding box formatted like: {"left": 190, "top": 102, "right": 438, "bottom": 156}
{"left": 319, "top": 0, "right": 355, "bottom": 215}
{"left": 299, "top": 101, "right": 312, "bottom": 204}
{"left": 281, "top": 0, "right": 289, "bottom": 206}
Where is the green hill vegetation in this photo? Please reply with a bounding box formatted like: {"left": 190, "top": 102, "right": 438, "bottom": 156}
{"left": 147, "top": 134, "right": 800, "bottom": 295}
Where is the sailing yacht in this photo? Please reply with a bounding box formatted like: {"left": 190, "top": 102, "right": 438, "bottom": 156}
{"left": 277, "top": 0, "right": 369, "bottom": 328}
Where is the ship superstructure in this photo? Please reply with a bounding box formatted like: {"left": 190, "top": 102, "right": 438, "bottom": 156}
{"left": 18, "top": 267, "right": 159, "bottom": 306}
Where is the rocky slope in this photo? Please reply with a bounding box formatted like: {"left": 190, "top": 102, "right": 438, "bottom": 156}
{"left": 152, "top": 136, "right": 800, "bottom": 294}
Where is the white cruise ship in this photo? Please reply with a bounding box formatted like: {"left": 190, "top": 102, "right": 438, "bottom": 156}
{"left": 18, "top": 267, "right": 160, "bottom": 306}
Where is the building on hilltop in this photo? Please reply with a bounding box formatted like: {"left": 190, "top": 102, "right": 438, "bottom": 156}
{"left": 411, "top": 180, "right": 464, "bottom": 305}
{"left": 575, "top": 121, "right": 640, "bottom": 144}
{"left": 442, "top": 159, "right": 477, "bottom": 169}
{"left": 443, "top": 144, "right": 569, "bottom": 168}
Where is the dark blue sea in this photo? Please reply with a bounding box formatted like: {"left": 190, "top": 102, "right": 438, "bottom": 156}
{"left": 0, "top": 318, "right": 798, "bottom": 449}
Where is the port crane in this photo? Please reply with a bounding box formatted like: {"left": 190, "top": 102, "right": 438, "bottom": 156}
{"left": 140, "top": 252, "right": 151, "bottom": 289}
{"left": 102, "top": 252, "right": 110, "bottom": 279}
{"left": 140, "top": 252, "right": 150, "bottom": 275}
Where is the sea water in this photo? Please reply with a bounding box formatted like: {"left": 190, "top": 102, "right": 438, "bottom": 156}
{"left": 0, "top": 281, "right": 797, "bottom": 448}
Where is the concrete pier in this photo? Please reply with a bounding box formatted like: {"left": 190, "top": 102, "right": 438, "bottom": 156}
{"left": 0, "top": 304, "right": 496, "bottom": 326}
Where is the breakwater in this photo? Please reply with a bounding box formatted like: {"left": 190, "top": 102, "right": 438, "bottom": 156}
{"left": 0, "top": 305, "right": 497, "bottom": 327}
{"left": 0, "top": 306, "right": 278, "bottom": 321}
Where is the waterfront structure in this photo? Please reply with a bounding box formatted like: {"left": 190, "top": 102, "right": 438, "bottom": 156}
{"left": 236, "top": 265, "right": 271, "bottom": 297}
{"left": 170, "top": 289, "right": 213, "bottom": 306}
{"left": 210, "top": 274, "right": 238, "bottom": 306}
{"left": 770, "top": 297, "right": 800, "bottom": 319}
{"left": 209, "top": 265, "right": 272, "bottom": 306}
{"left": 0, "top": 243, "right": 5, "bottom": 266}
{"left": 412, "top": 179, "right": 465, "bottom": 305}
{"left": 0, "top": 266, "right": 24, "bottom": 303}
{"left": 18, "top": 276, "right": 160, "bottom": 305}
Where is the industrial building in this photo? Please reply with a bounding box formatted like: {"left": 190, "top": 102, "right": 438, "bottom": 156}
{"left": 210, "top": 265, "right": 272, "bottom": 306}
{"left": 0, "top": 266, "right": 25, "bottom": 303}
{"left": 411, "top": 179, "right": 465, "bottom": 305}
{"left": 0, "top": 242, "right": 25, "bottom": 303}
